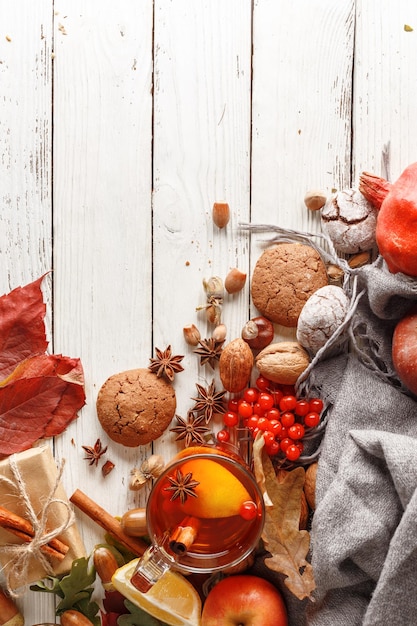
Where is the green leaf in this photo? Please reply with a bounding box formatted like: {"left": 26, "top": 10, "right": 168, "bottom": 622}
{"left": 55, "top": 557, "right": 97, "bottom": 613}
{"left": 74, "top": 596, "right": 101, "bottom": 625}
{"left": 117, "top": 599, "right": 170, "bottom": 626}
{"left": 30, "top": 576, "right": 65, "bottom": 596}
{"left": 30, "top": 556, "right": 99, "bottom": 621}
{"left": 104, "top": 532, "right": 141, "bottom": 562}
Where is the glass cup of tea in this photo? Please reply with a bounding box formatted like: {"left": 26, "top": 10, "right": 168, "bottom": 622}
{"left": 130, "top": 444, "right": 265, "bottom": 592}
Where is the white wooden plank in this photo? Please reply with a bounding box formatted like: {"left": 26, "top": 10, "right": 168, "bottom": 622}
{"left": 0, "top": 1, "right": 53, "bottom": 295}
{"left": 5, "top": 1, "right": 417, "bottom": 623}
{"left": 52, "top": 0, "right": 154, "bottom": 591}
{"left": 0, "top": 1, "right": 54, "bottom": 620}
{"left": 151, "top": 0, "right": 253, "bottom": 460}
{"left": 353, "top": 0, "right": 417, "bottom": 181}
{"left": 250, "top": 0, "right": 355, "bottom": 340}
{"left": 252, "top": 0, "right": 355, "bottom": 224}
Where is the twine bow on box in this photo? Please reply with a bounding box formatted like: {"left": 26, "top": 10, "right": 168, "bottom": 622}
{"left": 0, "top": 454, "right": 74, "bottom": 596}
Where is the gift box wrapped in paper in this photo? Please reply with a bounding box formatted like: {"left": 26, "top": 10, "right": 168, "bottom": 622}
{"left": 0, "top": 444, "right": 86, "bottom": 590}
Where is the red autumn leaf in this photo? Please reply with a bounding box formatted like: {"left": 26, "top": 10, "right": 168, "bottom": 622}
{"left": 0, "top": 276, "right": 86, "bottom": 457}
{"left": 0, "top": 275, "right": 48, "bottom": 378}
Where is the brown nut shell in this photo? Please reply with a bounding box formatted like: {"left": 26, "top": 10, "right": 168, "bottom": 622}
{"left": 224, "top": 268, "right": 247, "bottom": 294}
{"left": 0, "top": 589, "right": 22, "bottom": 626}
{"left": 61, "top": 611, "right": 95, "bottom": 626}
{"left": 219, "top": 338, "right": 254, "bottom": 393}
{"left": 255, "top": 341, "right": 310, "bottom": 384}
{"left": 212, "top": 202, "right": 230, "bottom": 228}
{"left": 93, "top": 546, "right": 119, "bottom": 584}
{"left": 304, "top": 462, "right": 318, "bottom": 510}
{"left": 241, "top": 316, "right": 274, "bottom": 350}
{"left": 304, "top": 189, "right": 327, "bottom": 211}
{"left": 121, "top": 508, "right": 148, "bottom": 537}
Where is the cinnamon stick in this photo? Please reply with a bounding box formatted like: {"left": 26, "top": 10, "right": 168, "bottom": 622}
{"left": 169, "top": 516, "right": 201, "bottom": 556}
{"left": 70, "top": 489, "right": 148, "bottom": 556}
{"left": 0, "top": 505, "right": 69, "bottom": 561}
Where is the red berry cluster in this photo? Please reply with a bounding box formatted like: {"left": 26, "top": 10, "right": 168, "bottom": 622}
{"left": 216, "top": 375, "right": 324, "bottom": 462}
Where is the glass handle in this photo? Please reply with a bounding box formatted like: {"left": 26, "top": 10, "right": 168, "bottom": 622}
{"left": 130, "top": 545, "right": 170, "bottom": 593}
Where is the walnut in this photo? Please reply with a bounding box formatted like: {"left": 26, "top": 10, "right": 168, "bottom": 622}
{"left": 219, "top": 338, "right": 254, "bottom": 392}
{"left": 255, "top": 341, "right": 310, "bottom": 385}
{"left": 304, "top": 462, "right": 318, "bottom": 510}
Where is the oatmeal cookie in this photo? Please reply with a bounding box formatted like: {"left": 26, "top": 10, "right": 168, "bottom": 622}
{"left": 251, "top": 243, "right": 328, "bottom": 327}
{"left": 96, "top": 368, "right": 176, "bottom": 446}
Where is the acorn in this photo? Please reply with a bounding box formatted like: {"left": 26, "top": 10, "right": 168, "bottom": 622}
{"left": 0, "top": 588, "right": 24, "bottom": 626}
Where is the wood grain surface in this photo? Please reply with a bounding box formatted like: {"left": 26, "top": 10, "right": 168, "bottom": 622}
{"left": 1, "top": 0, "right": 417, "bottom": 621}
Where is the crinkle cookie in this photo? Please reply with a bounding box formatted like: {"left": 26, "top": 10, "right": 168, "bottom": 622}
{"left": 296, "top": 284, "right": 350, "bottom": 353}
{"left": 96, "top": 368, "right": 176, "bottom": 446}
{"left": 321, "top": 189, "right": 378, "bottom": 253}
{"left": 250, "top": 243, "right": 328, "bottom": 327}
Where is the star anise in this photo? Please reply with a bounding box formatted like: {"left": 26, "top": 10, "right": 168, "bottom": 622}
{"left": 148, "top": 345, "right": 184, "bottom": 382}
{"left": 166, "top": 469, "right": 200, "bottom": 504}
{"left": 170, "top": 411, "right": 210, "bottom": 447}
{"left": 193, "top": 338, "right": 224, "bottom": 369}
{"left": 191, "top": 379, "right": 226, "bottom": 423}
{"left": 82, "top": 438, "right": 108, "bottom": 466}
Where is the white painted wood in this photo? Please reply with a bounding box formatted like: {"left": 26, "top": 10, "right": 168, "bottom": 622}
{"left": 251, "top": 0, "right": 355, "bottom": 225}
{"left": 352, "top": 0, "right": 417, "bottom": 182}
{"left": 2, "top": 0, "right": 417, "bottom": 623}
{"left": 52, "top": 0, "right": 154, "bottom": 537}
{"left": 250, "top": 0, "right": 355, "bottom": 341}
{"left": 0, "top": 1, "right": 55, "bottom": 620}
{"left": 0, "top": 0, "right": 53, "bottom": 293}
{"left": 151, "top": 0, "right": 253, "bottom": 458}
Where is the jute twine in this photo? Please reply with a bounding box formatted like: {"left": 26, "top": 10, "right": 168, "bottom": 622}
{"left": 0, "top": 454, "right": 75, "bottom": 596}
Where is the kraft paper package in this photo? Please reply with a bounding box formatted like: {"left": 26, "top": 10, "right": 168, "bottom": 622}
{"left": 0, "top": 444, "right": 86, "bottom": 591}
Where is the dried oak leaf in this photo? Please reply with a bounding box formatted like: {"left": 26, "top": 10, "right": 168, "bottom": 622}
{"left": 253, "top": 434, "right": 316, "bottom": 601}
{"left": 0, "top": 276, "right": 86, "bottom": 457}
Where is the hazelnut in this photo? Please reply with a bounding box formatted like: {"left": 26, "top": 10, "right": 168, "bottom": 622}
{"left": 129, "top": 454, "right": 165, "bottom": 490}
{"left": 212, "top": 323, "right": 227, "bottom": 342}
{"left": 183, "top": 324, "right": 201, "bottom": 346}
{"left": 304, "top": 189, "right": 327, "bottom": 211}
{"left": 224, "top": 268, "right": 247, "bottom": 294}
{"left": 212, "top": 202, "right": 230, "bottom": 228}
{"left": 241, "top": 316, "right": 274, "bottom": 350}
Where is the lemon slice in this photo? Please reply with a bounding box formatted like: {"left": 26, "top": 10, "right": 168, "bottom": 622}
{"left": 112, "top": 559, "right": 202, "bottom": 626}
{"left": 180, "top": 458, "right": 251, "bottom": 518}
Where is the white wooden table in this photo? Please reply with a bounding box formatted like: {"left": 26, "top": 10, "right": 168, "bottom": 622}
{"left": 2, "top": 0, "right": 417, "bottom": 622}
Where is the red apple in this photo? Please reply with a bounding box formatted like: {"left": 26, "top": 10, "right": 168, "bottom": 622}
{"left": 392, "top": 305, "right": 417, "bottom": 395}
{"left": 201, "top": 574, "right": 288, "bottom": 626}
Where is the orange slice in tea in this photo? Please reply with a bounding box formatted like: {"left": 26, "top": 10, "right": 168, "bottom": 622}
{"left": 180, "top": 458, "right": 251, "bottom": 518}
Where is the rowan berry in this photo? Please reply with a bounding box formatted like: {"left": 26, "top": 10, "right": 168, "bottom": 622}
{"left": 216, "top": 429, "right": 230, "bottom": 443}
{"left": 304, "top": 411, "right": 320, "bottom": 428}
